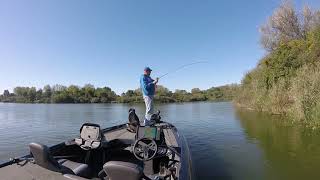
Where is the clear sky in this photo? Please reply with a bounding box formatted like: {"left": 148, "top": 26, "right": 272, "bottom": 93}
{"left": 0, "top": 0, "right": 319, "bottom": 94}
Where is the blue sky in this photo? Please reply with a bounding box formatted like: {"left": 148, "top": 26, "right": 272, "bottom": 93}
{"left": 0, "top": 0, "right": 319, "bottom": 94}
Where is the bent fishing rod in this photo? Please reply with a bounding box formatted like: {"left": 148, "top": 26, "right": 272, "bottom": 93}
{"left": 158, "top": 61, "right": 208, "bottom": 79}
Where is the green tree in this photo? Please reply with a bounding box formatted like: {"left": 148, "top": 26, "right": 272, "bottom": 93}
{"left": 67, "top": 85, "right": 81, "bottom": 103}
{"left": 36, "top": 89, "right": 43, "bottom": 102}
{"left": 95, "top": 87, "right": 117, "bottom": 103}
{"left": 81, "top": 84, "right": 95, "bottom": 103}
{"left": 28, "top": 87, "right": 37, "bottom": 102}
{"left": 3, "top": 90, "right": 10, "bottom": 97}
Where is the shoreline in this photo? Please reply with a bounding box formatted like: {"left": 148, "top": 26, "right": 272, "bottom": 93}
{"left": 0, "top": 100, "right": 233, "bottom": 105}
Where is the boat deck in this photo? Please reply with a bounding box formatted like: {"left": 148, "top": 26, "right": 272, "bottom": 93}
{"left": 0, "top": 123, "right": 181, "bottom": 180}
{"left": 103, "top": 123, "right": 179, "bottom": 147}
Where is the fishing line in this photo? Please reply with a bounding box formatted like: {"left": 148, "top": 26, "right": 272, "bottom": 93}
{"left": 158, "top": 61, "right": 209, "bottom": 79}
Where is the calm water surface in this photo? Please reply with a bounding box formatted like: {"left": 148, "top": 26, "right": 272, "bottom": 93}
{"left": 0, "top": 102, "right": 320, "bottom": 180}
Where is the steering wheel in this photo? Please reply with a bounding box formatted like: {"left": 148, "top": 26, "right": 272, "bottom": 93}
{"left": 133, "top": 138, "right": 158, "bottom": 161}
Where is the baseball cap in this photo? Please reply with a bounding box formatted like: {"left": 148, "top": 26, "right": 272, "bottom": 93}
{"left": 144, "top": 67, "right": 152, "bottom": 71}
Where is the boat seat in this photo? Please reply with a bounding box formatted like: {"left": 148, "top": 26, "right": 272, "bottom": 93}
{"left": 75, "top": 123, "right": 102, "bottom": 150}
{"left": 57, "top": 159, "right": 90, "bottom": 177}
{"left": 103, "top": 161, "right": 150, "bottom": 180}
{"left": 29, "top": 143, "right": 90, "bottom": 177}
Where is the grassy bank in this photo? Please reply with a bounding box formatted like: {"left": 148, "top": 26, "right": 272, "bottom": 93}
{"left": 235, "top": 2, "right": 320, "bottom": 127}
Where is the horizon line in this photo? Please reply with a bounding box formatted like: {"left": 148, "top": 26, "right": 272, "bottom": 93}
{"left": 0, "top": 82, "right": 240, "bottom": 96}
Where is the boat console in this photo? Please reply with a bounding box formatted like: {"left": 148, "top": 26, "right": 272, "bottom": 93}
{"left": 133, "top": 127, "right": 159, "bottom": 161}
{"left": 136, "top": 126, "right": 160, "bottom": 140}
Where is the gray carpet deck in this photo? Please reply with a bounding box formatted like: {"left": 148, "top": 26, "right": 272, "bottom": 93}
{"left": 0, "top": 123, "right": 180, "bottom": 180}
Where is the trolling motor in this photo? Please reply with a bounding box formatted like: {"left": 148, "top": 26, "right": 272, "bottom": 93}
{"left": 150, "top": 110, "right": 162, "bottom": 124}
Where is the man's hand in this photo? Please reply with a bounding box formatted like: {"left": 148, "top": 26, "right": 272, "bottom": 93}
{"left": 154, "top": 77, "right": 159, "bottom": 84}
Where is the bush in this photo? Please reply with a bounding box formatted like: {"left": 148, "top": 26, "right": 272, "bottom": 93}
{"left": 290, "top": 63, "right": 320, "bottom": 125}
{"left": 236, "top": 2, "right": 320, "bottom": 126}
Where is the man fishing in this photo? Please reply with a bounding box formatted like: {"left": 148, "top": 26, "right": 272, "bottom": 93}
{"left": 140, "top": 67, "right": 159, "bottom": 125}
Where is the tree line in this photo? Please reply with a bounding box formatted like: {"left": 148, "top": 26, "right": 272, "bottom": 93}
{"left": 235, "top": 1, "right": 320, "bottom": 126}
{"left": 0, "top": 84, "right": 239, "bottom": 104}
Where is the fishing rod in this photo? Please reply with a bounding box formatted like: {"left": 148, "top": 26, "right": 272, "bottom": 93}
{"left": 0, "top": 155, "right": 79, "bottom": 168}
{"left": 158, "top": 61, "right": 208, "bottom": 79}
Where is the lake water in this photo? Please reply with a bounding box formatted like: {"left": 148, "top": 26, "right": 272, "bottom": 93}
{"left": 1, "top": 102, "right": 320, "bottom": 179}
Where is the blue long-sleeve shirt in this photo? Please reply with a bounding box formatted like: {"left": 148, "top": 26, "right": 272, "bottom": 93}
{"left": 140, "top": 74, "right": 155, "bottom": 96}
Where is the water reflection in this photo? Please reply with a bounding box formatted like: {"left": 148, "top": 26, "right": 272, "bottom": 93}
{"left": 236, "top": 110, "right": 320, "bottom": 180}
